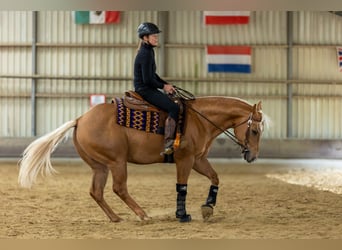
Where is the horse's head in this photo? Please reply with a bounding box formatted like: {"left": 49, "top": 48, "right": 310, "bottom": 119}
{"left": 233, "top": 101, "right": 265, "bottom": 163}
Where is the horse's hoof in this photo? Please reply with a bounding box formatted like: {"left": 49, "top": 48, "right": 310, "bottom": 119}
{"left": 179, "top": 214, "right": 192, "bottom": 223}
{"left": 138, "top": 214, "right": 152, "bottom": 221}
{"left": 110, "top": 217, "right": 123, "bottom": 223}
{"left": 201, "top": 204, "right": 213, "bottom": 221}
{"left": 142, "top": 216, "right": 152, "bottom": 221}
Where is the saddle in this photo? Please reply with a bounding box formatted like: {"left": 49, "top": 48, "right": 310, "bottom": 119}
{"left": 123, "top": 91, "right": 160, "bottom": 112}
{"left": 112, "top": 91, "right": 186, "bottom": 163}
{"left": 123, "top": 90, "right": 184, "bottom": 116}
{"left": 112, "top": 91, "right": 185, "bottom": 135}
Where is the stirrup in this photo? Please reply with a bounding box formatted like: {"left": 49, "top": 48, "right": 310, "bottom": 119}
{"left": 163, "top": 140, "right": 174, "bottom": 155}
{"left": 164, "top": 146, "right": 174, "bottom": 155}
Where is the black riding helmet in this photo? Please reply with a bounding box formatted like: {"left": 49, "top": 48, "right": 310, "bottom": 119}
{"left": 137, "top": 22, "right": 162, "bottom": 39}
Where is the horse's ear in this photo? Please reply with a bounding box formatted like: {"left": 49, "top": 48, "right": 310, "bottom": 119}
{"left": 256, "top": 101, "right": 262, "bottom": 111}
{"left": 252, "top": 101, "right": 262, "bottom": 114}
{"left": 252, "top": 104, "right": 257, "bottom": 113}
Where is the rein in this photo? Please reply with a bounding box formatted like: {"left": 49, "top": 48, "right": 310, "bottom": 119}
{"left": 173, "top": 86, "right": 250, "bottom": 151}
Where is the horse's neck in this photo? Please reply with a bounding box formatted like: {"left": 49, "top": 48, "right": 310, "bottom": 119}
{"left": 189, "top": 97, "right": 252, "bottom": 137}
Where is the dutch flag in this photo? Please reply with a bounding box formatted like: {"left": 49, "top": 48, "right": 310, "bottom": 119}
{"left": 337, "top": 47, "right": 342, "bottom": 72}
{"left": 206, "top": 45, "right": 252, "bottom": 73}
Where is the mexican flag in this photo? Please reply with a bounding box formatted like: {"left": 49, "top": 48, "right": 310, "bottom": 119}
{"left": 74, "top": 11, "right": 120, "bottom": 24}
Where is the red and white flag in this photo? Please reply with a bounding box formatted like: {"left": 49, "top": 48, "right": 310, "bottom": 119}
{"left": 204, "top": 11, "right": 250, "bottom": 25}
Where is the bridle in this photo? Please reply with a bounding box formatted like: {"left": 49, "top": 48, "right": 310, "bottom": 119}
{"left": 235, "top": 113, "right": 263, "bottom": 154}
{"left": 173, "top": 86, "right": 262, "bottom": 154}
{"left": 188, "top": 108, "right": 256, "bottom": 153}
{"left": 233, "top": 113, "right": 254, "bottom": 152}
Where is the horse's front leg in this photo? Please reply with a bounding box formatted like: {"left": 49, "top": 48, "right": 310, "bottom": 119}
{"left": 175, "top": 183, "right": 192, "bottom": 222}
{"left": 174, "top": 155, "right": 194, "bottom": 223}
{"left": 193, "top": 157, "right": 219, "bottom": 221}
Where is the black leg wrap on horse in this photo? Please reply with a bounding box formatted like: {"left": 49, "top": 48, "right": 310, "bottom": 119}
{"left": 175, "top": 184, "right": 191, "bottom": 222}
{"left": 205, "top": 185, "right": 219, "bottom": 206}
{"left": 200, "top": 185, "right": 218, "bottom": 221}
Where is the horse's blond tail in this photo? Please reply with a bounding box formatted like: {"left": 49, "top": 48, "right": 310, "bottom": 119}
{"left": 18, "top": 120, "right": 77, "bottom": 188}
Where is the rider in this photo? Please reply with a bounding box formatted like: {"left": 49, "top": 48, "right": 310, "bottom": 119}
{"left": 134, "top": 22, "right": 180, "bottom": 155}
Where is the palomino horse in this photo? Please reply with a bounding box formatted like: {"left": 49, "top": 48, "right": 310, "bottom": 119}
{"left": 18, "top": 94, "right": 267, "bottom": 222}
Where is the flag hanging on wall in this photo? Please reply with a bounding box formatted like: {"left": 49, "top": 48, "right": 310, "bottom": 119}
{"left": 74, "top": 11, "right": 120, "bottom": 24}
{"left": 203, "top": 11, "right": 250, "bottom": 25}
{"left": 337, "top": 47, "right": 342, "bottom": 72}
{"left": 206, "top": 45, "right": 252, "bottom": 73}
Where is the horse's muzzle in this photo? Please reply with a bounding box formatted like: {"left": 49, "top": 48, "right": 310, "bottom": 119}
{"left": 243, "top": 149, "right": 256, "bottom": 163}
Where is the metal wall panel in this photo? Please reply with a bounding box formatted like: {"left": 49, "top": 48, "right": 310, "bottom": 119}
{"left": 0, "top": 11, "right": 32, "bottom": 43}
{"left": 1, "top": 10, "right": 342, "bottom": 140}
{"left": 165, "top": 11, "right": 288, "bottom": 139}
{"left": 37, "top": 11, "right": 158, "bottom": 44}
{"left": 0, "top": 78, "right": 31, "bottom": 137}
{"left": 33, "top": 11, "right": 158, "bottom": 135}
{"left": 37, "top": 47, "right": 135, "bottom": 78}
{"left": 291, "top": 11, "right": 342, "bottom": 138}
{"left": 293, "top": 97, "right": 342, "bottom": 138}
{"left": 166, "top": 47, "right": 288, "bottom": 79}
{"left": 0, "top": 48, "right": 31, "bottom": 75}
{"left": 293, "top": 11, "right": 342, "bottom": 44}
{"left": 293, "top": 47, "right": 342, "bottom": 80}
{"left": 0, "top": 11, "right": 32, "bottom": 136}
{"left": 168, "top": 11, "right": 287, "bottom": 45}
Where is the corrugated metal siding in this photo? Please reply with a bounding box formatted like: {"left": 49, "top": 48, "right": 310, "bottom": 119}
{"left": 168, "top": 11, "right": 287, "bottom": 45}
{"left": 166, "top": 47, "right": 288, "bottom": 79}
{"left": 0, "top": 48, "right": 31, "bottom": 75}
{"left": 0, "top": 79, "right": 31, "bottom": 137}
{"left": 293, "top": 97, "right": 342, "bottom": 138}
{"left": 38, "top": 11, "right": 158, "bottom": 44}
{"left": 0, "top": 11, "right": 32, "bottom": 43}
{"left": 1, "top": 10, "right": 342, "bottom": 139}
{"left": 294, "top": 11, "right": 342, "bottom": 44}
{"left": 167, "top": 11, "right": 288, "bottom": 139}
{"left": 293, "top": 47, "right": 342, "bottom": 80}
{"left": 37, "top": 47, "right": 135, "bottom": 78}
{"left": 34, "top": 11, "right": 158, "bottom": 134}
{"left": 0, "top": 11, "right": 32, "bottom": 136}
{"left": 292, "top": 11, "right": 342, "bottom": 138}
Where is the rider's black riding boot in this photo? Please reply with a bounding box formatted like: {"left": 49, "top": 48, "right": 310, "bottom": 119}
{"left": 164, "top": 116, "right": 177, "bottom": 155}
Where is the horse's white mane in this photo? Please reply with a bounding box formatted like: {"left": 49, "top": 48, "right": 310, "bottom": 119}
{"left": 226, "top": 97, "right": 272, "bottom": 130}
{"left": 260, "top": 111, "right": 272, "bottom": 131}
{"left": 196, "top": 96, "right": 272, "bottom": 130}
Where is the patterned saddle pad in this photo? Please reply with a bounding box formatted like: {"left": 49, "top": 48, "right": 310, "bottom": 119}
{"left": 114, "top": 97, "right": 165, "bottom": 135}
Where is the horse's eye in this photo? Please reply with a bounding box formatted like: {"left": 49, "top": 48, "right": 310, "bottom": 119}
{"left": 252, "top": 130, "right": 258, "bottom": 135}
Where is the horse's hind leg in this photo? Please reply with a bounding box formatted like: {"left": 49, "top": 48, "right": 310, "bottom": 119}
{"left": 73, "top": 134, "right": 122, "bottom": 222}
{"left": 108, "top": 161, "right": 150, "bottom": 221}
{"left": 90, "top": 166, "right": 122, "bottom": 222}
